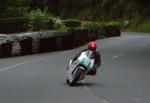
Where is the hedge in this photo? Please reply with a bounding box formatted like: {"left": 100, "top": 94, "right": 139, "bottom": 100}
{"left": 64, "top": 19, "right": 82, "bottom": 28}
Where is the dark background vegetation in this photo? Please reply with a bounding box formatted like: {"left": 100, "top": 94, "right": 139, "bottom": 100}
{"left": 0, "top": 0, "right": 149, "bottom": 19}
{"left": 0, "top": 0, "right": 149, "bottom": 32}
{"left": 0, "top": 0, "right": 149, "bottom": 58}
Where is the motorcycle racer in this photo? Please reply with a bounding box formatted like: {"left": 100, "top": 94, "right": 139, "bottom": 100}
{"left": 71, "top": 41, "right": 101, "bottom": 75}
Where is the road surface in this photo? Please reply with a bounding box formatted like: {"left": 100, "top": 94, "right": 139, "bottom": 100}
{"left": 0, "top": 32, "right": 150, "bottom": 103}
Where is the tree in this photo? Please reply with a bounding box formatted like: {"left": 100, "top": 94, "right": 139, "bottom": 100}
{"left": 46, "top": 0, "right": 60, "bottom": 15}
{"left": 0, "top": 0, "right": 27, "bottom": 18}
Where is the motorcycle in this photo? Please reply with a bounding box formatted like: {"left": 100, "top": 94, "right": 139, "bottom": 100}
{"left": 66, "top": 50, "right": 95, "bottom": 86}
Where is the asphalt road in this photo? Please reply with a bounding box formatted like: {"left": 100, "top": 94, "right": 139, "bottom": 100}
{"left": 0, "top": 32, "right": 150, "bottom": 103}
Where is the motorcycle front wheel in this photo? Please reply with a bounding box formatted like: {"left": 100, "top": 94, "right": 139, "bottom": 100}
{"left": 69, "top": 67, "right": 85, "bottom": 86}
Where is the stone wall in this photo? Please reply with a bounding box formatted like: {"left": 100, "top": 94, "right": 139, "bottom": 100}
{"left": 0, "top": 28, "right": 120, "bottom": 58}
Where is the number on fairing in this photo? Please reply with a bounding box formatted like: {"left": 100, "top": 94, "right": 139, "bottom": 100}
{"left": 81, "top": 58, "right": 91, "bottom": 68}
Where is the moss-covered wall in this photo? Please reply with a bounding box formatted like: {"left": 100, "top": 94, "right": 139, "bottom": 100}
{"left": 0, "top": 27, "right": 120, "bottom": 58}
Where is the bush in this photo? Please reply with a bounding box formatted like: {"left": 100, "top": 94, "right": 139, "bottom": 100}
{"left": 24, "top": 8, "right": 53, "bottom": 23}
{"left": 105, "top": 21, "right": 122, "bottom": 29}
{"left": 0, "top": 0, "right": 27, "bottom": 18}
{"left": 54, "top": 23, "right": 65, "bottom": 30}
{"left": 133, "top": 20, "right": 150, "bottom": 33}
{"left": 123, "top": 20, "right": 130, "bottom": 28}
{"left": 24, "top": 8, "right": 56, "bottom": 31}
{"left": 64, "top": 19, "right": 82, "bottom": 28}
{"left": 0, "top": 17, "right": 27, "bottom": 33}
{"left": 81, "top": 22, "right": 104, "bottom": 30}
{"left": 104, "top": 22, "right": 121, "bottom": 37}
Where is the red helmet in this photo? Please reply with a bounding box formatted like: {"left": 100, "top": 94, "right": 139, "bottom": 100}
{"left": 88, "top": 41, "right": 97, "bottom": 50}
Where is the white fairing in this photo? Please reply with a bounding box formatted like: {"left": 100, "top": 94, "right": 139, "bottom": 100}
{"left": 67, "top": 59, "right": 79, "bottom": 82}
{"left": 67, "top": 51, "right": 95, "bottom": 83}
{"left": 78, "top": 52, "right": 95, "bottom": 69}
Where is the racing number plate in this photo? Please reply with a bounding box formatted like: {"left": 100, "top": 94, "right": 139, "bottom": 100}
{"left": 81, "top": 58, "right": 91, "bottom": 69}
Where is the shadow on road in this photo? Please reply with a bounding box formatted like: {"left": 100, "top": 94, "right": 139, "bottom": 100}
{"left": 64, "top": 81, "right": 104, "bottom": 87}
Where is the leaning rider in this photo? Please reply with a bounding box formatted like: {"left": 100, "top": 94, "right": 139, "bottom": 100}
{"left": 72, "top": 41, "right": 101, "bottom": 75}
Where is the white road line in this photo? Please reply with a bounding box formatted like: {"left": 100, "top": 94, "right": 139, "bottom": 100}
{"left": 84, "top": 85, "right": 91, "bottom": 92}
{"left": 82, "top": 80, "right": 111, "bottom": 103}
{"left": 82, "top": 80, "right": 91, "bottom": 92}
{"left": 135, "top": 44, "right": 147, "bottom": 50}
{"left": 0, "top": 58, "right": 45, "bottom": 72}
{"left": 131, "top": 97, "right": 142, "bottom": 101}
{"left": 112, "top": 53, "right": 126, "bottom": 59}
{"left": 102, "top": 99, "right": 110, "bottom": 103}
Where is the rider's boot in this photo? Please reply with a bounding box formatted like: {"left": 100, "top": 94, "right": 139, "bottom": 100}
{"left": 86, "top": 69, "right": 97, "bottom": 75}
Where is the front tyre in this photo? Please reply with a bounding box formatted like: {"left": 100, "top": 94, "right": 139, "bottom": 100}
{"left": 69, "top": 67, "right": 85, "bottom": 86}
{"left": 66, "top": 79, "right": 70, "bottom": 85}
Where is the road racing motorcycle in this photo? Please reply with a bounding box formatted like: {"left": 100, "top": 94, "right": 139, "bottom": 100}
{"left": 66, "top": 50, "right": 95, "bottom": 86}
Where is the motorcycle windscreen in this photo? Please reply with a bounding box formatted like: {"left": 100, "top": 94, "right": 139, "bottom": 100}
{"left": 78, "top": 51, "right": 95, "bottom": 69}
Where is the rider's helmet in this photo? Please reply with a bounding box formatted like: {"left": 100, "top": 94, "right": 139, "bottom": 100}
{"left": 88, "top": 41, "right": 97, "bottom": 51}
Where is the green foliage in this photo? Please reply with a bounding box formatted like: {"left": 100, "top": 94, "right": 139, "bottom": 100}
{"left": 106, "top": 21, "right": 122, "bottom": 29}
{"left": 53, "top": 24, "right": 65, "bottom": 31}
{"left": 24, "top": 8, "right": 56, "bottom": 31}
{"left": 0, "top": 0, "right": 27, "bottom": 18}
{"left": 64, "top": 19, "right": 82, "bottom": 28}
{"left": 101, "top": 0, "right": 110, "bottom": 6}
{"left": 132, "top": 20, "right": 150, "bottom": 33}
{"left": 24, "top": 8, "right": 54, "bottom": 23}
{"left": 105, "top": 20, "right": 131, "bottom": 30}
{"left": 0, "top": 17, "right": 26, "bottom": 23}
{"left": 0, "top": 0, "right": 149, "bottom": 33}
{"left": 59, "top": 0, "right": 85, "bottom": 18}
{"left": 81, "top": 22, "right": 104, "bottom": 30}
